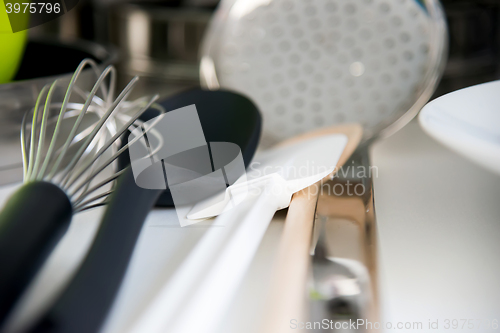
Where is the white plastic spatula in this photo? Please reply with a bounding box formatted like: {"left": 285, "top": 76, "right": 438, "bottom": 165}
{"left": 188, "top": 134, "right": 344, "bottom": 220}
{"left": 129, "top": 124, "right": 361, "bottom": 333}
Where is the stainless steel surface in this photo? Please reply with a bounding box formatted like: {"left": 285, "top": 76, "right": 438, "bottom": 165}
{"left": 310, "top": 148, "right": 378, "bottom": 332}
{"left": 108, "top": 3, "right": 213, "bottom": 99}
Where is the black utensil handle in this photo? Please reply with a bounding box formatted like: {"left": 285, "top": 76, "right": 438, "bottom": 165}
{"left": 31, "top": 168, "right": 162, "bottom": 333}
{"left": 0, "top": 182, "right": 72, "bottom": 325}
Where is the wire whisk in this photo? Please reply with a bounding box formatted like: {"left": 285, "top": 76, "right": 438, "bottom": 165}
{"left": 20, "top": 58, "right": 164, "bottom": 212}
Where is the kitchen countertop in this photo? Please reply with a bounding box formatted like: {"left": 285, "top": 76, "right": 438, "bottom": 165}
{"left": 2, "top": 119, "right": 500, "bottom": 333}
{"left": 372, "top": 120, "right": 500, "bottom": 332}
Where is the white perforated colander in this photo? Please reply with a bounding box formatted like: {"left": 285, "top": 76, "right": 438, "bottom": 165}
{"left": 200, "top": 0, "right": 447, "bottom": 146}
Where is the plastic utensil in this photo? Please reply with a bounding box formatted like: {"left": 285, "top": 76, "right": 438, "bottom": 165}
{"left": 129, "top": 124, "right": 361, "bottom": 333}
{"left": 118, "top": 88, "right": 263, "bottom": 207}
{"left": 419, "top": 80, "right": 500, "bottom": 176}
{"left": 24, "top": 89, "right": 262, "bottom": 333}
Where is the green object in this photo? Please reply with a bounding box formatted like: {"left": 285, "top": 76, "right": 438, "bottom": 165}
{"left": 0, "top": 0, "right": 28, "bottom": 84}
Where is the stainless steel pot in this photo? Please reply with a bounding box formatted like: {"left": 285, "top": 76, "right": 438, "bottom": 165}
{"left": 107, "top": 2, "right": 213, "bottom": 98}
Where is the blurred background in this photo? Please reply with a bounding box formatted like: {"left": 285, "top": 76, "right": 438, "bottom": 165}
{"left": 26, "top": 0, "right": 500, "bottom": 98}
{"left": 2, "top": 0, "right": 499, "bottom": 185}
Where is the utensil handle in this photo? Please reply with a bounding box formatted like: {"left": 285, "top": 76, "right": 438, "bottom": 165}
{"left": 30, "top": 168, "right": 162, "bottom": 333}
{"left": 169, "top": 184, "right": 287, "bottom": 333}
{"left": 129, "top": 193, "right": 261, "bottom": 333}
{"left": 260, "top": 184, "right": 319, "bottom": 333}
{"left": 0, "top": 182, "right": 72, "bottom": 326}
{"left": 259, "top": 125, "right": 363, "bottom": 333}
{"left": 132, "top": 176, "right": 288, "bottom": 333}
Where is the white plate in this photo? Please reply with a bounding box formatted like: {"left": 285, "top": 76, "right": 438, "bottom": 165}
{"left": 419, "top": 80, "right": 500, "bottom": 175}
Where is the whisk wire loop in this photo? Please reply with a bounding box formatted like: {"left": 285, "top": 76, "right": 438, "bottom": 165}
{"left": 72, "top": 168, "right": 127, "bottom": 205}
{"left": 39, "top": 59, "right": 101, "bottom": 180}
{"left": 47, "top": 65, "right": 117, "bottom": 181}
{"left": 33, "top": 80, "right": 59, "bottom": 181}
{"left": 20, "top": 113, "right": 29, "bottom": 181}
{"left": 26, "top": 85, "right": 49, "bottom": 181}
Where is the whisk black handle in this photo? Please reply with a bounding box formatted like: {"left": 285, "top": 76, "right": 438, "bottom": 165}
{"left": 0, "top": 181, "right": 72, "bottom": 325}
{"left": 31, "top": 168, "right": 161, "bottom": 333}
